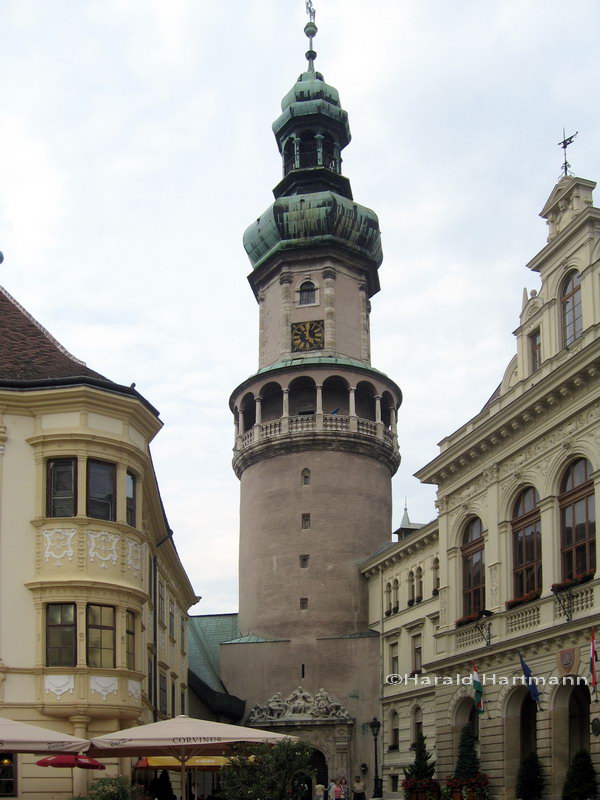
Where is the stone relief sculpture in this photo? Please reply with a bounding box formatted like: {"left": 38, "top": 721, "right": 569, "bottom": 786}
{"left": 248, "top": 686, "right": 351, "bottom": 723}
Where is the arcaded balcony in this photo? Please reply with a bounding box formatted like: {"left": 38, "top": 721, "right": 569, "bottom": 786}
{"left": 233, "top": 375, "right": 399, "bottom": 459}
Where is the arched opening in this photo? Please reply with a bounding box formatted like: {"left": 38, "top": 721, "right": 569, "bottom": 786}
{"left": 413, "top": 706, "right": 423, "bottom": 744}
{"left": 392, "top": 579, "right": 399, "bottom": 612}
{"left": 356, "top": 381, "right": 376, "bottom": 421}
{"left": 381, "top": 392, "right": 394, "bottom": 428}
{"left": 561, "top": 270, "right": 583, "bottom": 346}
{"left": 385, "top": 582, "right": 392, "bottom": 614}
{"left": 283, "top": 137, "right": 295, "bottom": 175}
{"left": 511, "top": 486, "right": 541, "bottom": 599}
{"left": 389, "top": 710, "right": 399, "bottom": 751}
{"left": 289, "top": 377, "right": 316, "bottom": 416}
{"left": 240, "top": 392, "right": 255, "bottom": 433}
{"left": 504, "top": 686, "right": 538, "bottom": 800}
{"left": 308, "top": 749, "right": 328, "bottom": 789}
{"left": 415, "top": 568, "right": 423, "bottom": 603}
{"left": 323, "top": 375, "right": 349, "bottom": 415}
{"left": 322, "top": 132, "right": 336, "bottom": 170}
{"left": 260, "top": 382, "right": 283, "bottom": 422}
{"left": 559, "top": 458, "right": 595, "bottom": 581}
{"left": 552, "top": 681, "right": 591, "bottom": 797}
{"left": 407, "top": 572, "right": 415, "bottom": 606}
{"left": 301, "top": 468, "right": 311, "bottom": 486}
{"left": 454, "top": 697, "right": 479, "bottom": 762}
{"left": 299, "top": 130, "right": 317, "bottom": 168}
{"left": 299, "top": 281, "right": 316, "bottom": 305}
{"left": 462, "top": 517, "right": 485, "bottom": 616}
{"left": 432, "top": 558, "right": 440, "bottom": 595}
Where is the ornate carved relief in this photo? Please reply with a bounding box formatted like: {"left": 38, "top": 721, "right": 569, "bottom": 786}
{"left": 44, "top": 674, "right": 75, "bottom": 699}
{"left": 126, "top": 538, "right": 142, "bottom": 576}
{"left": 90, "top": 676, "right": 119, "bottom": 700}
{"left": 489, "top": 564, "right": 499, "bottom": 607}
{"left": 128, "top": 680, "right": 142, "bottom": 700}
{"left": 87, "top": 531, "right": 119, "bottom": 568}
{"left": 247, "top": 687, "right": 351, "bottom": 723}
{"left": 43, "top": 529, "right": 77, "bottom": 566}
{"left": 439, "top": 587, "right": 448, "bottom": 627}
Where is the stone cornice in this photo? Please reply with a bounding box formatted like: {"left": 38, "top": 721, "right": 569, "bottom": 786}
{"left": 361, "top": 527, "right": 438, "bottom": 576}
{"left": 417, "top": 340, "right": 600, "bottom": 487}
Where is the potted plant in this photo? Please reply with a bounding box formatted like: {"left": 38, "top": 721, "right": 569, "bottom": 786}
{"left": 516, "top": 751, "right": 545, "bottom": 800}
{"left": 402, "top": 732, "right": 439, "bottom": 800}
{"left": 551, "top": 570, "right": 595, "bottom": 594}
{"left": 443, "top": 725, "right": 490, "bottom": 800}
{"left": 505, "top": 589, "right": 541, "bottom": 610}
{"left": 561, "top": 749, "right": 597, "bottom": 800}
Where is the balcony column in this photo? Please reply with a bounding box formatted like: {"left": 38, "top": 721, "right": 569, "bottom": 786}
{"left": 315, "top": 133, "right": 324, "bottom": 166}
{"left": 253, "top": 396, "right": 262, "bottom": 443}
{"left": 282, "top": 388, "right": 290, "bottom": 434}
{"left": 323, "top": 268, "right": 336, "bottom": 351}
{"left": 391, "top": 406, "right": 398, "bottom": 448}
{"left": 234, "top": 410, "right": 243, "bottom": 451}
{"left": 375, "top": 395, "right": 384, "bottom": 440}
{"left": 316, "top": 384, "right": 323, "bottom": 431}
{"left": 293, "top": 135, "right": 301, "bottom": 169}
{"left": 349, "top": 387, "right": 358, "bottom": 432}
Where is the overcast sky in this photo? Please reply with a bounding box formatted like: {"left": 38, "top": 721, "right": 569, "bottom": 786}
{"left": 2, "top": 0, "right": 600, "bottom": 614}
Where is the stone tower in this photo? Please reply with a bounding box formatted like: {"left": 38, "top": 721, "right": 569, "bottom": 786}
{"left": 221, "top": 11, "right": 401, "bottom": 783}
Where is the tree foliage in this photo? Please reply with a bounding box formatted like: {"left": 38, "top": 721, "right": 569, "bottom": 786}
{"left": 516, "top": 751, "right": 545, "bottom": 800}
{"left": 453, "top": 725, "right": 480, "bottom": 780}
{"left": 220, "top": 739, "right": 315, "bottom": 800}
{"left": 562, "top": 749, "right": 598, "bottom": 800}
{"left": 404, "top": 732, "right": 435, "bottom": 780}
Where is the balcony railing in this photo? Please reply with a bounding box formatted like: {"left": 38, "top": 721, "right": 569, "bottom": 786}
{"left": 237, "top": 413, "right": 396, "bottom": 451}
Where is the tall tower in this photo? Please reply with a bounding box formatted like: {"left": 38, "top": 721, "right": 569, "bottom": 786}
{"left": 221, "top": 10, "right": 401, "bottom": 781}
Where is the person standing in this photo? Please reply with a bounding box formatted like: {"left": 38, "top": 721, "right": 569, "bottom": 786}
{"left": 315, "top": 783, "right": 325, "bottom": 800}
{"left": 352, "top": 776, "right": 366, "bottom": 800}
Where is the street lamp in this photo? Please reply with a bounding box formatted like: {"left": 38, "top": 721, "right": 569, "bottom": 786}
{"left": 369, "top": 717, "right": 382, "bottom": 798}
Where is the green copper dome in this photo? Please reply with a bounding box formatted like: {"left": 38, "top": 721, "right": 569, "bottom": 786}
{"left": 243, "top": 191, "right": 382, "bottom": 270}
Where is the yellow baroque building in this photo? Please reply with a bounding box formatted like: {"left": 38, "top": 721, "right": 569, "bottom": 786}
{"left": 364, "top": 174, "right": 600, "bottom": 800}
{"left": 0, "top": 286, "right": 197, "bottom": 798}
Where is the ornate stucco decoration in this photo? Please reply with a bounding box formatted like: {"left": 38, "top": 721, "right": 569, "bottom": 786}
{"left": 126, "top": 538, "right": 142, "bottom": 575}
{"left": 248, "top": 686, "right": 351, "bottom": 723}
{"left": 87, "top": 531, "right": 119, "bottom": 567}
{"left": 44, "top": 674, "right": 75, "bottom": 699}
{"left": 43, "top": 528, "right": 76, "bottom": 566}
{"left": 127, "top": 679, "right": 141, "bottom": 700}
{"left": 90, "top": 676, "right": 118, "bottom": 700}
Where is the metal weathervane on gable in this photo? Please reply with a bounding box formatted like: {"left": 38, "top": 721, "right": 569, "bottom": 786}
{"left": 558, "top": 128, "right": 578, "bottom": 177}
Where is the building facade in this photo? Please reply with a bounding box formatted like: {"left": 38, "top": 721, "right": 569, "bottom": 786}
{"left": 364, "top": 174, "right": 600, "bottom": 800}
{"left": 219, "top": 15, "right": 401, "bottom": 783}
{"left": 0, "top": 286, "right": 197, "bottom": 799}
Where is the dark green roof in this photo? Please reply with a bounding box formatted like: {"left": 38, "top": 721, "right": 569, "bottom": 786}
{"left": 188, "top": 614, "right": 239, "bottom": 693}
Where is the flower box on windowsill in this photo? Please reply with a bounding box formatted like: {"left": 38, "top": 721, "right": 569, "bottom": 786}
{"left": 432, "top": 588, "right": 439, "bottom": 596}
{"left": 505, "top": 590, "right": 541, "bottom": 610}
{"left": 551, "top": 571, "right": 595, "bottom": 594}
{"left": 454, "top": 610, "right": 491, "bottom": 629}
{"left": 392, "top": 604, "right": 400, "bottom": 613}
{"left": 407, "top": 599, "right": 415, "bottom": 607}
{"left": 388, "top": 744, "right": 399, "bottom": 752}
{"left": 415, "top": 596, "right": 423, "bottom": 604}
{"left": 385, "top": 609, "right": 392, "bottom": 616}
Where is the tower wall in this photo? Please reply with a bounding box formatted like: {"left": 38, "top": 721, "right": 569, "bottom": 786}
{"left": 238, "top": 449, "right": 392, "bottom": 638}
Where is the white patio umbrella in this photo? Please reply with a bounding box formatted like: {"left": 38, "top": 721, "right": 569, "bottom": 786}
{"left": 89, "top": 715, "right": 295, "bottom": 800}
{"left": 0, "top": 716, "right": 90, "bottom": 753}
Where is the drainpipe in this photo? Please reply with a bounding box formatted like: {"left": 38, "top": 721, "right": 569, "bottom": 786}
{"left": 153, "top": 530, "right": 174, "bottom": 721}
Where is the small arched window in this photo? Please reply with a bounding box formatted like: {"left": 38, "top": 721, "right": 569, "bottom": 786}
{"left": 299, "top": 281, "right": 316, "bottom": 305}
{"left": 392, "top": 579, "right": 399, "bottom": 612}
{"left": 385, "top": 582, "right": 392, "bottom": 615}
{"left": 408, "top": 571, "right": 415, "bottom": 606}
{"left": 512, "top": 487, "right": 541, "bottom": 599}
{"left": 413, "top": 706, "right": 423, "bottom": 744}
{"left": 389, "top": 711, "right": 399, "bottom": 751}
{"left": 301, "top": 468, "right": 311, "bottom": 486}
{"left": 462, "top": 517, "right": 485, "bottom": 616}
{"left": 415, "top": 567, "right": 423, "bottom": 602}
{"left": 561, "top": 271, "right": 583, "bottom": 346}
{"left": 432, "top": 558, "right": 440, "bottom": 595}
{"left": 560, "top": 458, "right": 595, "bottom": 580}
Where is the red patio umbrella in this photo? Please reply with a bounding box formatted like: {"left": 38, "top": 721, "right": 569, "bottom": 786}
{"left": 36, "top": 755, "right": 105, "bottom": 770}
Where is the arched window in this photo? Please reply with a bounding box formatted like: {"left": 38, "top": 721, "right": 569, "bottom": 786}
{"left": 389, "top": 711, "right": 399, "bottom": 751}
{"left": 462, "top": 517, "right": 485, "bottom": 616}
{"left": 408, "top": 571, "right": 415, "bottom": 606}
{"left": 432, "top": 558, "right": 440, "bottom": 595}
{"left": 385, "top": 583, "right": 392, "bottom": 615}
{"left": 392, "top": 579, "right": 399, "bottom": 612}
{"left": 415, "top": 567, "right": 423, "bottom": 603}
{"left": 560, "top": 458, "right": 595, "bottom": 580}
{"left": 413, "top": 706, "right": 423, "bottom": 744}
{"left": 561, "top": 271, "right": 583, "bottom": 346}
{"left": 299, "top": 281, "right": 316, "bottom": 305}
{"left": 301, "top": 468, "right": 311, "bottom": 486}
{"left": 512, "top": 487, "right": 541, "bottom": 598}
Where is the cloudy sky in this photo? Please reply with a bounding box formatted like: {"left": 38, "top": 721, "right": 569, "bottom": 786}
{"left": 2, "top": 0, "right": 599, "bottom": 614}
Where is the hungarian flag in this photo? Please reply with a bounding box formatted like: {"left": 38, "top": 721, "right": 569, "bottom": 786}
{"left": 472, "top": 664, "right": 484, "bottom": 713}
{"left": 591, "top": 628, "right": 598, "bottom": 697}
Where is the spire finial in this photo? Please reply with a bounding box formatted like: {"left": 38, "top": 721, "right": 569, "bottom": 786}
{"left": 304, "top": 1, "right": 317, "bottom": 71}
{"left": 558, "top": 128, "right": 578, "bottom": 177}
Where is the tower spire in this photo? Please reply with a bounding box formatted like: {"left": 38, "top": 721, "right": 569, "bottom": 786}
{"left": 304, "top": 0, "right": 317, "bottom": 71}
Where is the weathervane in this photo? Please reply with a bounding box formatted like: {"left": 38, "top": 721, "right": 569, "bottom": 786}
{"left": 304, "top": 0, "right": 317, "bottom": 70}
{"left": 558, "top": 128, "right": 578, "bottom": 177}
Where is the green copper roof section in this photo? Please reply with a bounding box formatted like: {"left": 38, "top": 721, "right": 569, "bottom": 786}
{"left": 243, "top": 191, "right": 382, "bottom": 270}
{"left": 188, "top": 614, "right": 239, "bottom": 692}
{"left": 222, "top": 634, "right": 291, "bottom": 645}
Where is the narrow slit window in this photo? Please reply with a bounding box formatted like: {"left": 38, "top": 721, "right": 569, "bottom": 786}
{"left": 300, "top": 597, "right": 308, "bottom": 609}
{"left": 302, "top": 513, "right": 311, "bottom": 529}
{"left": 299, "top": 555, "right": 310, "bottom": 568}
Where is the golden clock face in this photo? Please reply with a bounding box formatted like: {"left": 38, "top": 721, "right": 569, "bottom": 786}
{"left": 291, "top": 320, "right": 325, "bottom": 352}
